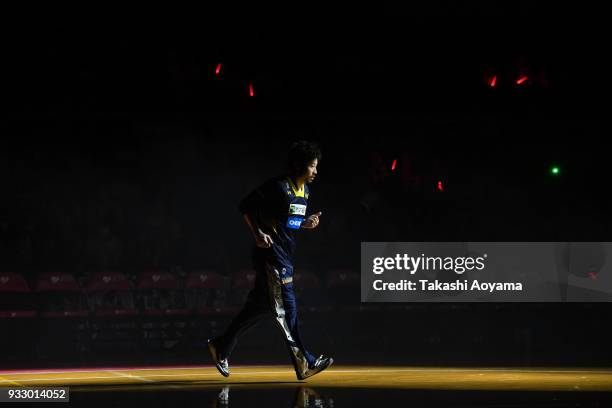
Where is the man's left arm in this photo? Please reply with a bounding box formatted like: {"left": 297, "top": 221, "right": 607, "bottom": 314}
{"left": 301, "top": 211, "right": 322, "bottom": 229}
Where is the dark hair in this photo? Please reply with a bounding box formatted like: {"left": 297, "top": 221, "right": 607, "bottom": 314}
{"left": 288, "top": 140, "right": 322, "bottom": 177}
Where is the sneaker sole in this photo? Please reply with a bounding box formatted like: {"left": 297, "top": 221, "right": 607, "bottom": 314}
{"left": 297, "top": 357, "right": 334, "bottom": 380}
{"left": 208, "top": 341, "right": 230, "bottom": 377}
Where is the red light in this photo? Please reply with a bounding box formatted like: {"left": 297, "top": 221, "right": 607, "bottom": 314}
{"left": 516, "top": 76, "right": 528, "bottom": 85}
{"left": 437, "top": 181, "right": 444, "bottom": 192}
{"left": 588, "top": 272, "right": 598, "bottom": 280}
{"left": 489, "top": 75, "right": 497, "bottom": 88}
{"left": 215, "top": 63, "right": 222, "bottom": 75}
{"left": 249, "top": 83, "right": 255, "bottom": 97}
{"left": 391, "top": 159, "right": 397, "bottom": 171}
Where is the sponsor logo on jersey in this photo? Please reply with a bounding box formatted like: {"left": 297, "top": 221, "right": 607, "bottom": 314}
{"left": 286, "top": 216, "right": 303, "bottom": 229}
{"left": 289, "top": 204, "right": 307, "bottom": 216}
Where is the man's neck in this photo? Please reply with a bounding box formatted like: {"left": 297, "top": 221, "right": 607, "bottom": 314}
{"left": 290, "top": 176, "right": 306, "bottom": 191}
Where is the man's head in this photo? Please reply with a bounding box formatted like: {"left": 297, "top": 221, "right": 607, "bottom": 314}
{"left": 288, "top": 140, "right": 321, "bottom": 183}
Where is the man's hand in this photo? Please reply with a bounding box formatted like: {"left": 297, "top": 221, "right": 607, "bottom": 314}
{"left": 255, "top": 229, "right": 274, "bottom": 248}
{"left": 301, "top": 211, "right": 322, "bottom": 229}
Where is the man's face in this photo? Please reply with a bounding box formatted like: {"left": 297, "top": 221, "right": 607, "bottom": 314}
{"left": 304, "top": 159, "right": 318, "bottom": 183}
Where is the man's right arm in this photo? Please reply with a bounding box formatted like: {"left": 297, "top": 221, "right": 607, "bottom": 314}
{"left": 239, "top": 183, "right": 274, "bottom": 248}
{"left": 243, "top": 213, "right": 273, "bottom": 248}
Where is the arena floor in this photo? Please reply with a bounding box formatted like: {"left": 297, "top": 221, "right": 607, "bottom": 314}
{"left": 2, "top": 365, "right": 611, "bottom": 406}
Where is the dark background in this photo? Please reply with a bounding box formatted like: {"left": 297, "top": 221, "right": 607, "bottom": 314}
{"left": 1, "top": 3, "right": 611, "bottom": 368}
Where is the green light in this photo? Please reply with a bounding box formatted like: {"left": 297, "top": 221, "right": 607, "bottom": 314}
{"left": 550, "top": 166, "right": 560, "bottom": 175}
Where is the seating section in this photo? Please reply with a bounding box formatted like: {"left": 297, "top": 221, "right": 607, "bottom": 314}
{"left": 0, "top": 267, "right": 360, "bottom": 358}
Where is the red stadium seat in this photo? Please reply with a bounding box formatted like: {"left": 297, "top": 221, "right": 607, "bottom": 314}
{"left": 35, "top": 272, "right": 89, "bottom": 318}
{"left": 185, "top": 270, "right": 230, "bottom": 347}
{"left": 85, "top": 271, "right": 139, "bottom": 352}
{"left": 136, "top": 270, "right": 189, "bottom": 351}
{"left": 185, "top": 270, "right": 228, "bottom": 314}
{"left": 293, "top": 269, "right": 327, "bottom": 311}
{"left": 326, "top": 268, "right": 360, "bottom": 311}
{"left": 136, "top": 270, "right": 188, "bottom": 315}
{"left": 34, "top": 272, "right": 90, "bottom": 357}
{"left": 0, "top": 272, "right": 37, "bottom": 319}
{"left": 227, "top": 269, "right": 256, "bottom": 310}
{"left": 0, "top": 272, "right": 37, "bottom": 360}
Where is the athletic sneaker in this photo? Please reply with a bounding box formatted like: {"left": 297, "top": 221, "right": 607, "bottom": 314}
{"left": 208, "top": 338, "right": 230, "bottom": 377}
{"left": 296, "top": 355, "right": 334, "bottom": 380}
